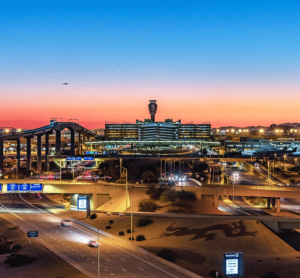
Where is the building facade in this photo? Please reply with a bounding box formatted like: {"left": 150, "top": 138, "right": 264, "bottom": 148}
{"left": 105, "top": 119, "right": 211, "bottom": 141}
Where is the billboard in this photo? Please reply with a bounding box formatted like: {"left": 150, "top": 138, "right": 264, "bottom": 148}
{"left": 7, "top": 183, "right": 18, "bottom": 192}
{"left": 19, "top": 183, "right": 31, "bottom": 192}
{"left": 30, "top": 183, "right": 43, "bottom": 192}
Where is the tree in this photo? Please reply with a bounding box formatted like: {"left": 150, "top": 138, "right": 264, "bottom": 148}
{"left": 141, "top": 171, "right": 156, "bottom": 183}
{"left": 160, "top": 189, "right": 178, "bottom": 207}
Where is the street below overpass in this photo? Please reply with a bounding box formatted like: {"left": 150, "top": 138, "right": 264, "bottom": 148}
{"left": 0, "top": 193, "right": 190, "bottom": 278}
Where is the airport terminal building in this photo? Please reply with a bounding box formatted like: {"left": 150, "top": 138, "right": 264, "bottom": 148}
{"left": 105, "top": 119, "right": 212, "bottom": 141}
{"left": 105, "top": 100, "right": 212, "bottom": 142}
{"left": 89, "top": 100, "right": 219, "bottom": 151}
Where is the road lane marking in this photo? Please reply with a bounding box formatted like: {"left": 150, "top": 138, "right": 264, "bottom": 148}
{"left": 138, "top": 267, "right": 143, "bottom": 271}
{"left": 71, "top": 222, "right": 180, "bottom": 277}
{"left": 122, "top": 268, "right": 127, "bottom": 272}
{"left": 121, "top": 258, "right": 126, "bottom": 261}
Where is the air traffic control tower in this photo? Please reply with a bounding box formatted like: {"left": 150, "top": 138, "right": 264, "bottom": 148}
{"left": 148, "top": 100, "right": 158, "bottom": 122}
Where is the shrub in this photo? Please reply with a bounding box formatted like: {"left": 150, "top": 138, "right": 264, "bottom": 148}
{"left": 115, "top": 179, "right": 126, "bottom": 184}
{"left": 90, "top": 213, "right": 97, "bottom": 219}
{"left": 167, "top": 208, "right": 188, "bottom": 213}
{"left": 129, "top": 237, "right": 134, "bottom": 241}
{"left": 119, "top": 231, "right": 124, "bottom": 236}
{"left": 146, "top": 184, "right": 155, "bottom": 195}
{"left": 105, "top": 226, "right": 111, "bottom": 229}
{"left": 109, "top": 220, "right": 114, "bottom": 225}
{"left": 137, "top": 217, "right": 153, "bottom": 227}
{"left": 138, "top": 199, "right": 157, "bottom": 212}
{"left": 178, "top": 190, "right": 197, "bottom": 203}
{"left": 5, "top": 254, "right": 37, "bottom": 267}
{"left": 127, "top": 229, "right": 133, "bottom": 233}
{"left": 160, "top": 189, "right": 178, "bottom": 205}
{"left": 157, "top": 248, "right": 176, "bottom": 262}
{"left": 136, "top": 235, "right": 145, "bottom": 241}
{"left": 150, "top": 188, "right": 165, "bottom": 200}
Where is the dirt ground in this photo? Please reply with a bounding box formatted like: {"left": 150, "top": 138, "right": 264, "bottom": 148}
{"left": 78, "top": 213, "right": 300, "bottom": 278}
{"left": 0, "top": 216, "right": 88, "bottom": 278}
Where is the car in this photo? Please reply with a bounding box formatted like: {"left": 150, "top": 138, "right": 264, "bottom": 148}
{"left": 61, "top": 220, "right": 72, "bottom": 227}
{"left": 89, "top": 240, "right": 99, "bottom": 247}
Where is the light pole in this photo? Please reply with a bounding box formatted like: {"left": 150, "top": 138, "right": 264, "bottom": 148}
{"left": 121, "top": 167, "right": 128, "bottom": 209}
{"left": 60, "top": 159, "right": 62, "bottom": 181}
{"left": 232, "top": 172, "right": 239, "bottom": 215}
{"left": 98, "top": 228, "right": 100, "bottom": 278}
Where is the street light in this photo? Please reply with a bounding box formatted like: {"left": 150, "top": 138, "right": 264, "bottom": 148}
{"left": 232, "top": 172, "right": 239, "bottom": 215}
{"left": 119, "top": 167, "right": 133, "bottom": 242}
{"left": 121, "top": 167, "right": 128, "bottom": 209}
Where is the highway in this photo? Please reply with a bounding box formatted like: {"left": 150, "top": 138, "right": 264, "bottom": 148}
{"left": 218, "top": 196, "right": 270, "bottom": 216}
{"left": 0, "top": 193, "right": 190, "bottom": 278}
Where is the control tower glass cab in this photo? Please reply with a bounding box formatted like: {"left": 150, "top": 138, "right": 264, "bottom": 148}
{"left": 148, "top": 100, "right": 158, "bottom": 122}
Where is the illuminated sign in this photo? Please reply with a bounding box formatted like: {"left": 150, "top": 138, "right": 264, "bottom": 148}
{"left": 7, "top": 183, "right": 18, "bottom": 192}
{"left": 226, "top": 258, "right": 238, "bottom": 275}
{"left": 0, "top": 184, "right": 1, "bottom": 192}
{"left": 27, "top": 231, "right": 38, "bottom": 238}
{"left": 19, "top": 183, "right": 30, "bottom": 192}
{"left": 85, "top": 151, "right": 98, "bottom": 155}
{"left": 83, "top": 157, "right": 94, "bottom": 161}
{"left": 78, "top": 196, "right": 87, "bottom": 210}
{"left": 224, "top": 253, "right": 244, "bottom": 277}
{"left": 30, "top": 183, "right": 43, "bottom": 192}
{"left": 66, "top": 157, "right": 82, "bottom": 161}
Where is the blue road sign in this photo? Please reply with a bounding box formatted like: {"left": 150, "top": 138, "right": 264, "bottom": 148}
{"left": 19, "top": 183, "right": 30, "bottom": 192}
{"left": 30, "top": 183, "right": 43, "bottom": 192}
{"left": 83, "top": 157, "right": 94, "bottom": 161}
{"left": 0, "top": 184, "right": 2, "bottom": 192}
{"left": 66, "top": 157, "right": 82, "bottom": 161}
{"left": 27, "top": 231, "right": 38, "bottom": 238}
{"left": 7, "top": 183, "right": 18, "bottom": 192}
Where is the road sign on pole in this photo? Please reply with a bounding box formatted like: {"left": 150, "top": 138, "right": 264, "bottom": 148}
{"left": 65, "top": 204, "right": 71, "bottom": 210}
{"left": 27, "top": 231, "right": 38, "bottom": 238}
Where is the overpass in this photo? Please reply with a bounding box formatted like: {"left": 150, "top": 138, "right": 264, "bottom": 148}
{"left": 0, "top": 120, "right": 98, "bottom": 173}
{"left": 2, "top": 180, "right": 300, "bottom": 212}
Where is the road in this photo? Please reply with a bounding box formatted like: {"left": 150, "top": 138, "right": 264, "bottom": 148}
{"left": 218, "top": 196, "right": 270, "bottom": 216}
{"left": 0, "top": 193, "right": 190, "bottom": 278}
{"left": 225, "top": 165, "right": 271, "bottom": 186}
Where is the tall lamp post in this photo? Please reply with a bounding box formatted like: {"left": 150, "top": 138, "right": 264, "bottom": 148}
{"left": 121, "top": 167, "right": 128, "bottom": 209}
{"left": 232, "top": 172, "right": 239, "bottom": 215}
{"left": 120, "top": 166, "right": 133, "bottom": 241}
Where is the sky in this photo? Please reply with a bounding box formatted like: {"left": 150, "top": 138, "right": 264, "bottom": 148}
{"left": 1, "top": 1, "right": 300, "bottom": 129}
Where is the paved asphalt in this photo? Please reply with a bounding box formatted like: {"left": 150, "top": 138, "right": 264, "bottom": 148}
{"left": 0, "top": 193, "right": 189, "bottom": 278}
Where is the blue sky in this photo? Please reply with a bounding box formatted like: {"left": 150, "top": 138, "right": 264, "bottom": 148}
{"left": 1, "top": 1, "right": 299, "bottom": 128}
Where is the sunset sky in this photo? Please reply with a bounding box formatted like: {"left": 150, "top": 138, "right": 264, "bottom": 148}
{"left": 1, "top": 1, "right": 300, "bottom": 129}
